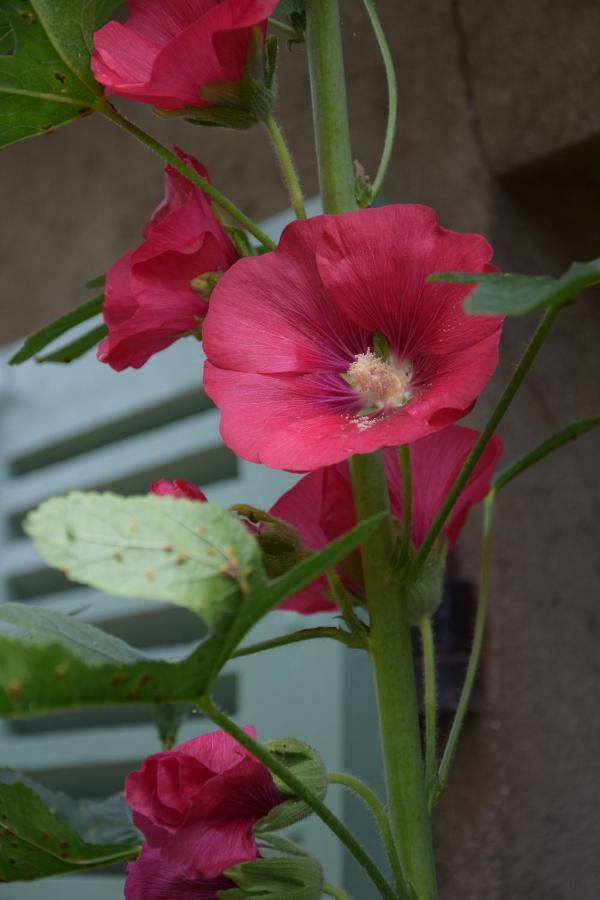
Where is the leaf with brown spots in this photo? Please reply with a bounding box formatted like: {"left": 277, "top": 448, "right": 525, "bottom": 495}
{"left": 0, "top": 771, "right": 139, "bottom": 882}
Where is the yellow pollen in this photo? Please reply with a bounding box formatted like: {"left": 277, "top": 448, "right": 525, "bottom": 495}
{"left": 346, "top": 349, "right": 414, "bottom": 409}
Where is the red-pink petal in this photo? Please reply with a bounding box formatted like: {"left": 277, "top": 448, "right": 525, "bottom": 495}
{"left": 152, "top": 480, "right": 208, "bottom": 501}
{"left": 125, "top": 846, "right": 233, "bottom": 900}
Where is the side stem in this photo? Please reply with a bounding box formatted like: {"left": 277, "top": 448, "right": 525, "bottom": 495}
{"left": 96, "top": 100, "right": 277, "bottom": 251}
{"left": 411, "top": 305, "right": 562, "bottom": 578}
{"left": 350, "top": 452, "right": 438, "bottom": 900}
{"left": 432, "top": 491, "right": 496, "bottom": 805}
{"left": 328, "top": 772, "right": 409, "bottom": 895}
{"left": 362, "top": 0, "right": 398, "bottom": 197}
{"left": 264, "top": 114, "right": 306, "bottom": 219}
{"left": 420, "top": 617, "right": 438, "bottom": 791}
{"left": 305, "top": 0, "right": 355, "bottom": 214}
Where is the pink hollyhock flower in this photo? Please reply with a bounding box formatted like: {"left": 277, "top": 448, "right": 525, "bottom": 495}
{"left": 203, "top": 205, "right": 503, "bottom": 471}
{"left": 92, "top": 0, "right": 279, "bottom": 110}
{"left": 271, "top": 426, "right": 503, "bottom": 614}
{"left": 98, "top": 149, "right": 238, "bottom": 371}
{"left": 152, "top": 479, "right": 208, "bottom": 501}
{"left": 125, "top": 846, "right": 233, "bottom": 900}
{"left": 125, "top": 727, "right": 280, "bottom": 879}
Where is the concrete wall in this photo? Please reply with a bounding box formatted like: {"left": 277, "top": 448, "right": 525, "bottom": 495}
{"left": 1, "top": 2, "right": 599, "bottom": 897}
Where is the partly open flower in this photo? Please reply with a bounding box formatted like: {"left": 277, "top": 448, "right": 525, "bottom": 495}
{"left": 203, "top": 205, "right": 503, "bottom": 471}
{"left": 126, "top": 728, "right": 280, "bottom": 880}
{"left": 92, "top": 0, "right": 279, "bottom": 111}
{"left": 271, "top": 426, "right": 503, "bottom": 614}
{"left": 99, "top": 150, "right": 238, "bottom": 371}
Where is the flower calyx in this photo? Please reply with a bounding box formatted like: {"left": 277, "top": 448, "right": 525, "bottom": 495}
{"left": 191, "top": 271, "right": 224, "bottom": 299}
{"left": 165, "top": 30, "right": 278, "bottom": 130}
{"left": 220, "top": 834, "right": 323, "bottom": 900}
{"left": 406, "top": 546, "right": 448, "bottom": 625}
{"left": 231, "top": 505, "right": 311, "bottom": 579}
{"left": 254, "top": 738, "right": 328, "bottom": 833}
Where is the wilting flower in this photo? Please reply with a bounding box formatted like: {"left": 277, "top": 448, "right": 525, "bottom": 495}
{"left": 92, "top": 0, "right": 279, "bottom": 111}
{"left": 203, "top": 205, "right": 503, "bottom": 471}
{"left": 99, "top": 150, "right": 238, "bottom": 371}
{"left": 125, "top": 846, "right": 234, "bottom": 900}
{"left": 125, "top": 728, "right": 280, "bottom": 879}
{"left": 271, "top": 426, "right": 503, "bottom": 614}
{"left": 152, "top": 479, "right": 208, "bottom": 501}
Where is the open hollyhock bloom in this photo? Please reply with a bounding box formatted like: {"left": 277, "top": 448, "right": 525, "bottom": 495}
{"left": 125, "top": 846, "right": 234, "bottom": 900}
{"left": 92, "top": 0, "right": 279, "bottom": 110}
{"left": 203, "top": 205, "right": 503, "bottom": 471}
{"left": 99, "top": 150, "right": 238, "bottom": 371}
{"left": 271, "top": 426, "right": 503, "bottom": 614}
{"left": 125, "top": 727, "right": 280, "bottom": 880}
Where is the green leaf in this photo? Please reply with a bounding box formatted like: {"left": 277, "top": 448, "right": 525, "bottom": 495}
{"left": 36, "top": 323, "right": 108, "bottom": 363}
{"left": 493, "top": 415, "right": 600, "bottom": 492}
{"left": 0, "top": 603, "right": 220, "bottom": 717}
{"left": 0, "top": 770, "right": 139, "bottom": 882}
{"left": 0, "top": 0, "right": 105, "bottom": 149}
{"left": 255, "top": 739, "right": 327, "bottom": 833}
{"left": 24, "top": 494, "right": 264, "bottom": 628}
{"left": 428, "top": 258, "right": 600, "bottom": 316}
{"left": 9, "top": 296, "right": 104, "bottom": 364}
{"left": 6, "top": 500, "right": 384, "bottom": 717}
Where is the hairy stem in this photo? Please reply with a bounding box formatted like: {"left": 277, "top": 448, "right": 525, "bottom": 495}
{"left": 420, "top": 617, "right": 438, "bottom": 791}
{"left": 305, "top": 0, "right": 355, "bottom": 214}
{"left": 328, "top": 772, "right": 409, "bottom": 895}
{"left": 350, "top": 452, "right": 438, "bottom": 899}
{"left": 362, "top": 0, "right": 398, "bottom": 197}
{"left": 231, "top": 627, "right": 356, "bottom": 659}
{"left": 97, "top": 100, "right": 277, "bottom": 251}
{"left": 264, "top": 114, "right": 306, "bottom": 219}
{"left": 432, "top": 491, "right": 495, "bottom": 805}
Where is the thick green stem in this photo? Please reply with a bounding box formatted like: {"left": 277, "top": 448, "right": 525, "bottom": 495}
{"left": 231, "top": 626, "right": 355, "bottom": 659}
{"left": 362, "top": 0, "right": 398, "bottom": 197}
{"left": 328, "top": 772, "right": 409, "bottom": 895}
{"left": 411, "top": 305, "right": 562, "bottom": 579}
{"left": 198, "top": 696, "right": 395, "bottom": 900}
{"left": 97, "top": 100, "right": 276, "bottom": 251}
{"left": 305, "top": 0, "right": 355, "bottom": 214}
{"left": 432, "top": 491, "right": 495, "bottom": 806}
{"left": 420, "top": 618, "right": 437, "bottom": 791}
{"left": 350, "top": 452, "right": 438, "bottom": 900}
{"left": 264, "top": 114, "right": 306, "bottom": 219}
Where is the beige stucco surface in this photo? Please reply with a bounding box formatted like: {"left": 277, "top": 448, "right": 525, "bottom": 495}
{"left": 1, "top": 2, "right": 599, "bottom": 897}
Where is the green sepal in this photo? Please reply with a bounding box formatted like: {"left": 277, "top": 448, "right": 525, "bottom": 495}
{"left": 406, "top": 547, "right": 447, "bottom": 625}
{"left": 254, "top": 739, "right": 327, "bottom": 833}
{"left": 275, "top": 1, "right": 306, "bottom": 46}
{"left": 9, "top": 295, "right": 104, "bottom": 365}
{"left": 156, "top": 29, "right": 276, "bottom": 130}
{"left": 220, "top": 834, "right": 323, "bottom": 900}
{"left": 190, "top": 271, "right": 224, "bottom": 299}
{"left": 0, "top": 770, "right": 140, "bottom": 882}
{"left": 232, "top": 505, "right": 311, "bottom": 580}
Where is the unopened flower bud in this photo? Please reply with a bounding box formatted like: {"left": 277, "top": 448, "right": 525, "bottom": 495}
{"left": 191, "top": 271, "right": 224, "bottom": 299}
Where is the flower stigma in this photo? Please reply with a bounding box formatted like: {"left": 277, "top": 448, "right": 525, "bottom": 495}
{"left": 345, "top": 348, "right": 414, "bottom": 413}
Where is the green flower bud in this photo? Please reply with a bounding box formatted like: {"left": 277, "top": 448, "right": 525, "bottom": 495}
{"left": 255, "top": 738, "right": 328, "bottom": 833}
